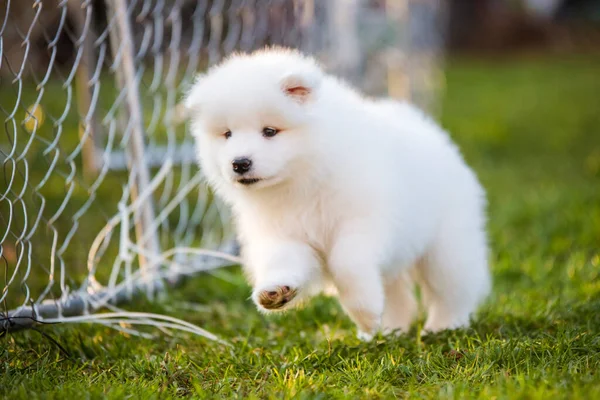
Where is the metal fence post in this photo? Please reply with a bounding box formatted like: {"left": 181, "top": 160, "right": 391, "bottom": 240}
{"left": 105, "top": 0, "right": 163, "bottom": 298}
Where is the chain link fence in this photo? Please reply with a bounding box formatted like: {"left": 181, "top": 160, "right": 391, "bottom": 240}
{"left": 0, "top": 0, "right": 446, "bottom": 340}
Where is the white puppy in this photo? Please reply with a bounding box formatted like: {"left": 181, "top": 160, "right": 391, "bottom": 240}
{"left": 185, "top": 47, "right": 490, "bottom": 340}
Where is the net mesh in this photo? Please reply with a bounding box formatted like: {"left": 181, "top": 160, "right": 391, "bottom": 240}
{"left": 0, "top": 0, "right": 445, "bottom": 340}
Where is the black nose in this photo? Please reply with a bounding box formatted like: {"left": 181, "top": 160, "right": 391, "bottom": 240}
{"left": 232, "top": 157, "right": 252, "bottom": 174}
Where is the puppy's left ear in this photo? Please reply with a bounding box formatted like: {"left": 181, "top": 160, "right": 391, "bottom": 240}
{"left": 280, "top": 70, "right": 321, "bottom": 104}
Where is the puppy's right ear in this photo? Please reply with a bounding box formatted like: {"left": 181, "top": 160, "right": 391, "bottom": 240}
{"left": 280, "top": 70, "right": 321, "bottom": 104}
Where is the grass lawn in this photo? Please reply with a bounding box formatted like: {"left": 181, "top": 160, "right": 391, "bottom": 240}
{"left": 2, "top": 55, "right": 600, "bottom": 399}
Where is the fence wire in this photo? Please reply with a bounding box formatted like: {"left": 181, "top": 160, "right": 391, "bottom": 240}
{"left": 0, "top": 0, "right": 445, "bottom": 340}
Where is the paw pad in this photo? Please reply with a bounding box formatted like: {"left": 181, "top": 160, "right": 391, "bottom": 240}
{"left": 257, "top": 285, "right": 297, "bottom": 310}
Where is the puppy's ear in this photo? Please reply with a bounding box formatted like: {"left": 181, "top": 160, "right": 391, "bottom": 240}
{"left": 280, "top": 71, "right": 321, "bottom": 104}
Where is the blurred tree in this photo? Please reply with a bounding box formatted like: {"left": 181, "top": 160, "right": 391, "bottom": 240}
{"left": 446, "top": 0, "right": 600, "bottom": 53}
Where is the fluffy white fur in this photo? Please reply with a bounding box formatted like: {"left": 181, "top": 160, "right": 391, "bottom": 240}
{"left": 185, "top": 47, "right": 491, "bottom": 339}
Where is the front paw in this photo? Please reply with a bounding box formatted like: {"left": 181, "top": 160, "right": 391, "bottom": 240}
{"left": 253, "top": 285, "right": 298, "bottom": 311}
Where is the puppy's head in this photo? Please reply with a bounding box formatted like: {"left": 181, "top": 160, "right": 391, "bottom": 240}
{"left": 184, "top": 48, "right": 323, "bottom": 195}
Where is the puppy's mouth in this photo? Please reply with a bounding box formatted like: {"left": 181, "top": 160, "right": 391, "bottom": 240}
{"left": 234, "top": 175, "right": 282, "bottom": 188}
{"left": 237, "top": 177, "right": 262, "bottom": 186}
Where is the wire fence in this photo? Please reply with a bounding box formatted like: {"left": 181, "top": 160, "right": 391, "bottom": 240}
{"left": 0, "top": 0, "right": 445, "bottom": 340}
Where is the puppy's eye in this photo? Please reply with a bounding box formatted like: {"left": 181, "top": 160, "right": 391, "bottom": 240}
{"left": 262, "top": 127, "right": 279, "bottom": 138}
{"left": 223, "top": 130, "right": 232, "bottom": 139}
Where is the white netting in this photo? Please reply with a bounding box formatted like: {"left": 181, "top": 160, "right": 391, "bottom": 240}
{"left": 0, "top": 0, "right": 445, "bottom": 339}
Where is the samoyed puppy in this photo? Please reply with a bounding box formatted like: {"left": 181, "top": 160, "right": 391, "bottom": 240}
{"left": 184, "top": 47, "right": 490, "bottom": 340}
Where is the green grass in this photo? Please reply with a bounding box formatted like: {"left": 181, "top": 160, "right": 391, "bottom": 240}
{"left": 2, "top": 55, "right": 600, "bottom": 399}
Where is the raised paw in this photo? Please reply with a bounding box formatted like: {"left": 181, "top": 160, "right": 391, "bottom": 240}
{"left": 256, "top": 285, "right": 298, "bottom": 310}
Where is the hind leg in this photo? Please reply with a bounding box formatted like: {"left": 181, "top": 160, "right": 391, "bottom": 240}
{"left": 381, "top": 271, "right": 418, "bottom": 335}
{"left": 415, "top": 220, "right": 490, "bottom": 333}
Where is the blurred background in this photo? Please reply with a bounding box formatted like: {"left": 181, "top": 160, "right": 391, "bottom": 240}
{"left": 2, "top": 0, "right": 599, "bottom": 102}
